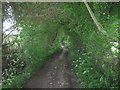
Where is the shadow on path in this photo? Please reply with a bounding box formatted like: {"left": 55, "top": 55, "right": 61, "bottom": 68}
{"left": 24, "top": 48, "right": 80, "bottom": 88}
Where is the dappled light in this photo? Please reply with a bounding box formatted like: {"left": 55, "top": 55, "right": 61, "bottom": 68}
{"left": 2, "top": 2, "right": 119, "bottom": 88}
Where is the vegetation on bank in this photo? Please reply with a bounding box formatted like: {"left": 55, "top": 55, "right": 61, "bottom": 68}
{"left": 2, "top": 2, "right": 119, "bottom": 88}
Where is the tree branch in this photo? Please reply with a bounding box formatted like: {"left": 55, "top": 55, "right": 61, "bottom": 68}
{"left": 83, "top": 0, "right": 103, "bottom": 33}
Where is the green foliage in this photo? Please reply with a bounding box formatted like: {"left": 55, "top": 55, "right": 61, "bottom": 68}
{"left": 2, "top": 2, "right": 118, "bottom": 88}
{"left": 64, "top": 3, "right": 118, "bottom": 88}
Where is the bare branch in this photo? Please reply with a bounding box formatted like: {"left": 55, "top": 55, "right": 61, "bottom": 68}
{"left": 3, "top": 23, "right": 17, "bottom": 33}
{"left": 83, "top": 0, "right": 103, "bottom": 33}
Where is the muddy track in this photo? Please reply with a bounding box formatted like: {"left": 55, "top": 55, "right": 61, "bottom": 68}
{"left": 24, "top": 49, "right": 80, "bottom": 88}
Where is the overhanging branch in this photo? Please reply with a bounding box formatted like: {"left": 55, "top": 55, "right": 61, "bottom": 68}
{"left": 83, "top": 0, "right": 104, "bottom": 33}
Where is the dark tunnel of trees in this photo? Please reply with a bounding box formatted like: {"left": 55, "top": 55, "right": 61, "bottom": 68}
{"left": 1, "top": 2, "right": 119, "bottom": 88}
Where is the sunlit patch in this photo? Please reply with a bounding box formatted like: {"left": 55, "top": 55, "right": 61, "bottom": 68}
{"left": 111, "top": 42, "right": 119, "bottom": 53}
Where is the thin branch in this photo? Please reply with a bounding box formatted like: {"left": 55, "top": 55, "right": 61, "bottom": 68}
{"left": 3, "top": 29, "right": 15, "bottom": 39}
{"left": 3, "top": 23, "right": 17, "bottom": 33}
{"left": 83, "top": 0, "right": 103, "bottom": 33}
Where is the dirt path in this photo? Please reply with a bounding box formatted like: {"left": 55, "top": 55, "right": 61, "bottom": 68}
{"left": 24, "top": 48, "right": 80, "bottom": 88}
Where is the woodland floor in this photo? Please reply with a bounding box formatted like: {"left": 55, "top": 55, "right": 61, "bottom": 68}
{"left": 24, "top": 48, "right": 80, "bottom": 88}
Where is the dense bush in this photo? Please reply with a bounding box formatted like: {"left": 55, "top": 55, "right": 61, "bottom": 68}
{"left": 2, "top": 2, "right": 118, "bottom": 88}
